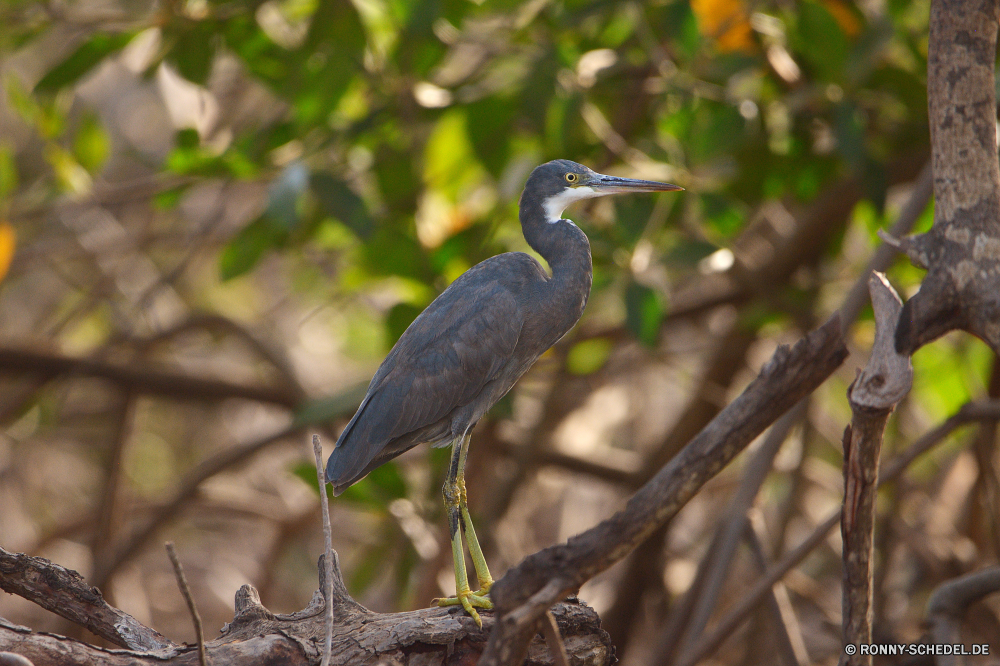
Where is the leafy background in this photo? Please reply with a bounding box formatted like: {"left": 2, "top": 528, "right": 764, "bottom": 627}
{"left": 0, "top": 0, "right": 997, "bottom": 662}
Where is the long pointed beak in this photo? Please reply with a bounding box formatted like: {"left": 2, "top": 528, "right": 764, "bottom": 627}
{"left": 590, "top": 173, "right": 684, "bottom": 194}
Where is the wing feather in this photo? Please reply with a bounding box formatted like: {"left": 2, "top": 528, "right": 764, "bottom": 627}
{"left": 326, "top": 267, "right": 527, "bottom": 489}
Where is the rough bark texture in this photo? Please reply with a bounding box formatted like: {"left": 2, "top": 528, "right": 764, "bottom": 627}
{"left": 0, "top": 549, "right": 612, "bottom": 666}
{"left": 480, "top": 318, "right": 849, "bottom": 666}
{"left": 895, "top": 0, "right": 1000, "bottom": 354}
{"left": 839, "top": 275, "right": 912, "bottom": 666}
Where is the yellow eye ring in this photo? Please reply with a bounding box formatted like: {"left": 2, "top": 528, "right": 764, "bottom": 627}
{"left": 565, "top": 173, "right": 578, "bottom": 183}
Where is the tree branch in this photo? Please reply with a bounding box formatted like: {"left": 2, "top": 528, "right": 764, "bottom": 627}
{"left": 0, "top": 546, "right": 173, "bottom": 651}
{"left": 0, "top": 347, "right": 300, "bottom": 408}
{"left": 481, "top": 317, "right": 849, "bottom": 665}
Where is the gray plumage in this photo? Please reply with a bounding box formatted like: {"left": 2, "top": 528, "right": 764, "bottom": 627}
{"left": 326, "top": 159, "right": 681, "bottom": 494}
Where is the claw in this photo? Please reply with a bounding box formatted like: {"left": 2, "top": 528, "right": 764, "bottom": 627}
{"left": 433, "top": 590, "right": 492, "bottom": 628}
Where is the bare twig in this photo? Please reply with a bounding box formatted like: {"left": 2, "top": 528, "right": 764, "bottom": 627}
{"left": 165, "top": 543, "right": 207, "bottom": 666}
{"left": 312, "top": 435, "right": 335, "bottom": 666}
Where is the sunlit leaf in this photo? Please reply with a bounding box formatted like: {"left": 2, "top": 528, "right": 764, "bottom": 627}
{"left": 0, "top": 222, "right": 15, "bottom": 283}
{"left": 0, "top": 143, "right": 17, "bottom": 202}
{"left": 72, "top": 112, "right": 109, "bottom": 173}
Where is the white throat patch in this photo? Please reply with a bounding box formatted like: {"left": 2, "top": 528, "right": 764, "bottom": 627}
{"left": 542, "top": 186, "right": 599, "bottom": 223}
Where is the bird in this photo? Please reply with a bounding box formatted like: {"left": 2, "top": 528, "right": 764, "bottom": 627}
{"left": 325, "top": 159, "right": 682, "bottom": 626}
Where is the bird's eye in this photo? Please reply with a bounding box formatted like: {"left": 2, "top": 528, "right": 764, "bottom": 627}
{"left": 565, "top": 173, "right": 578, "bottom": 183}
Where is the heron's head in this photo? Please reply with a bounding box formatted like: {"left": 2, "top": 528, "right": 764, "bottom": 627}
{"left": 524, "top": 159, "right": 683, "bottom": 223}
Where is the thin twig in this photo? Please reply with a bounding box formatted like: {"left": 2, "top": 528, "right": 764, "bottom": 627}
{"left": 165, "top": 542, "right": 207, "bottom": 666}
{"left": 312, "top": 435, "right": 335, "bottom": 666}
{"left": 541, "top": 611, "right": 570, "bottom": 666}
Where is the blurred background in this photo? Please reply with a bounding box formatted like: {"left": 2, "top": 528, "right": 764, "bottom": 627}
{"left": 0, "top": 0, "right": 998, "bottom": 663}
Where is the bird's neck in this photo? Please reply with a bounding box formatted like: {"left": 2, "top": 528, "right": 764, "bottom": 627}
{"left": 519, "top": 197, "right": 593, "bottom": 297}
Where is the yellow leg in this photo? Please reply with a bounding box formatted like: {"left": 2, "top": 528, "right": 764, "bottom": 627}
{"left": 459, "top": 472, "right": 494, "bottom": 593}
{"left": 433, "top": 434, "right": 492, "bottom": 626}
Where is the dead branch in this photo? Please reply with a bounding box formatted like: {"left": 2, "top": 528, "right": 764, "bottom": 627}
{"left": 481, "top": 317, "right": 849, "bottom": 665}
{"left": 840, "top": 274, "right": 912, "bottom": 666}
{"left": 895, "top": 0, "right": 1000, "bottom": 354}
{"left": 0, "top": 550, "right": 612, "bottom": 665}
{"left": 0, "top": 546, "right": 173, "bottom": 651}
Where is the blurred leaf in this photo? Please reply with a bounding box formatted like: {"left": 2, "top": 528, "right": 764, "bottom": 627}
{"left": 165, "top": 21, "right": 216, "bottom": 84}
{"left": 0, "top": 143, "right": 17, "bottom": 202}
{"left": 625, "top": 282, "right": 664, "bottom": 347}
{"left": 0, "top": 222, "right": 15, "bottom": 283}
{"left": 72, "top": 112, "right": 109, "bottom": 173}
{"left": 293, "top": 384, "right": 369, "bottom": 427}
{"left": 690, "top": 0, "right": 754, "bottom": 53}
{"left": 795, "top": 1, "right": 849, "bottom": 81}
{"left": 311, "top": 172, "right": 375, "bottom": 239}
{"left": 567, "top": 337, "right": 613, "bottom": 375}
{"left": 466, "top": 98, "right": 515, "bottom": 178}
{"left": 337, "top": 461, "right": 408, "bottom": 507}
{"left": 665, "top": 239, "right": 720, "bottom": 266}
{"left": 35, "top": 32, "right": 135, "bottom": 92}
{"left": 219, "top": 217, "right": 286, "bottom": 280}
{"left": 386, "top": 302, "right": 422, "bottom": 346}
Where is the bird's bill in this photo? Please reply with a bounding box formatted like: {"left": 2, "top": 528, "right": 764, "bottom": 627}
{"left": 589, "top": 173, "right": 684, "bottom": 194}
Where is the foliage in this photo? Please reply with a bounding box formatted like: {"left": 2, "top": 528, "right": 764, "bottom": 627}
{"left": 2, "top": 0, "right": 996, "bottom": 661}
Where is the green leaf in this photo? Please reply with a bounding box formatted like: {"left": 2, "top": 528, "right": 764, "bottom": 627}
{"left": 72, "top": 112, "right": 109, "bottom": 173}
{"left": 337, "top": 461, "right": 408, "bottom": 507}
{"left": 567, "top": 337, "right": 613, "bottom": 375}
{"left": 165, "top": 21, "right": 217, "bottom": 84}
{"left": 625, "top": 282, "right": 664, "bottom": 347}
{"left": 35, "top": 32, "right": 135, "bottom": 92}
{"left": 0, "top": 143, "right": 18, "bottom": 202}
{"left": 218, "top": 217, "right": 286, "bottom": 280}
{"left": 386, "top": 302, "right": 422, "bottom": 346}
{"left": 311, "top": 172, "right": 375, "bottom": 239}
{"left": 795, "top": 1, "right": 849, "bottom": 82}
{"left": 293, "top": 384, "right": 369, "bottom": 427}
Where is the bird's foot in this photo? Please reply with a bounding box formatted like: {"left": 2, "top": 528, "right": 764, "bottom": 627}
{"left": 433, "top": 589, "right": 493, "bottom": 628}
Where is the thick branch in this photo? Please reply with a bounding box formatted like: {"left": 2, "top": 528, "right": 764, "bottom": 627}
{"left": 0, "top": 552, "right": 612, "bottom": 666}
{"left": 481, "top": 317, "right": 849, "bottom": 665}
{"left": 895, "top": 0, "right": 1000, "bottom": 353}
{"left": 0, "top": 547, "right": 172, "bottom": 651}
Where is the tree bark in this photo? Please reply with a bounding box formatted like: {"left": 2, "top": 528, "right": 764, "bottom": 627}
{"left": 894, "top": 0, "right": 1000, "bottom": 354}
{"left": 0, "top": 548, "right": 612, "bottom": 666}
{"left": 839, "top": 274, "right": 912, "bottom": 666}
